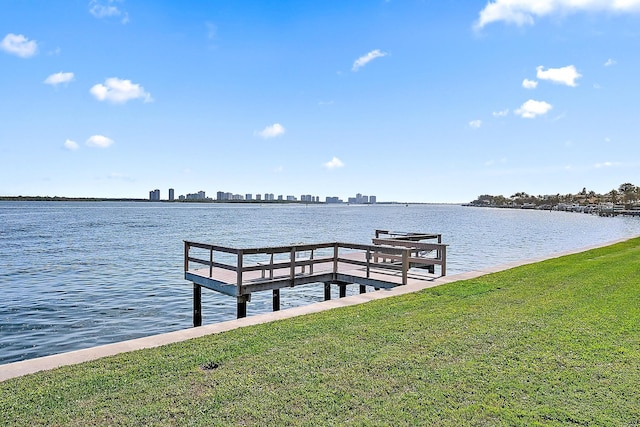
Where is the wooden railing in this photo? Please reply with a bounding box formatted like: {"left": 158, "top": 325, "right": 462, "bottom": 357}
{"left": 185, "top": 238, "right": 447, "bottom": 290}
{"left": 185, "top": 237, "right": 448, "bottom": 323}
{"left": 372, "top": 229, "right": 446, "bottom": 275}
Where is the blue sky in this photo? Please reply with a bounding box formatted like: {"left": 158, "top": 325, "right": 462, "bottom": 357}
{"left": 1, "top": 0, "right": 639, "bottom": 202}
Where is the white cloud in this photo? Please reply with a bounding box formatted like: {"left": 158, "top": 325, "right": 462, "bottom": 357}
{"left": 469, "top": 119, "right": 482, "bottom": 129}
{"left": 1, "top": 33, "right": 37, "bottom": 58}
{"left": 44, "top": 72, "right": 74, "bottom": 86}
{"left": 89, "top": 0, "right": 129, "bottom": 24}
{"left": 595, "top": 161, "right": 617, "bottom": 168}
{"left": 90, "top": 78, "right": 152, "bottom": 103}
{"left": 324, "top": 157, "right": 344, "bottom": 169}
{"left": 255, "top": 123, "right": 286, "bottom": 139}
{"left": 536, "top": 65, "right": 581, "bottom": 87}
{"left": 86, "top": 135, "right": 114, "bottom": 148}
{"left": 522, "top": 78, "right": 538, "bottom": 89}
{"left": 352, "top": 49, "right": 388, "bottom": 72}
{"left": 63, "top": 139, "right": 79, "bottom": 151}
{"left": 605, "top": 137, "right": 611, "bottom": 143}
{"left": 474, "top": 0, "right": 640, "bottom": 29}
{"left": 515, "top": 99, "right": 553, "bottom": 118}
{"left": 604, "top": 58, "right": 617, "bottom": 66}
{"left": 492, "top": 109, "right": 509, "bottom": 117}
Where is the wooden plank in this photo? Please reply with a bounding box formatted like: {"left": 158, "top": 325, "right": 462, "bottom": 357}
{"left": 372, "top": 238, "right": 447, "bottom": 251}
{"left": 184, "top": 241, "right": 240, "bottom": 254}
{"left": 236, "top": 251, "right": 243, "bottom": 296}
{"left": 185, "top": 272, "right": 237, "bottom": 296}
{"left": 373, "top": 231, "right": 440, "bottom": 241}
{"left": 337, "top": 242, "right": 404, "bottom": 253}
{"left": 369, "top": 253, "right": 443, "bottom": 266}
{"left": 238, "top": 242, "right": 335, "bottom": 255}
{"left": 187, "top": 257, "right": 238, "bottom": 272}
{"left": 402, "top": 249, "right": 409, "bottom": 285}
{"left": 242, "top": 273, "right": 335, "bottom": 294}
{"left": 335, "top": 273, "right": 398, "bottom": 289}
{"left": 289, "top": 247, "right": 295, "bottom": 284}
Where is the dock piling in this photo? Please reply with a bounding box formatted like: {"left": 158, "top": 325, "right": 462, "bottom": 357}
{"left": 324, "top": 282, "right": 331, "bottom": 301}
{"left": 193, "top": 284, "right": 202, "bottom": 327}
{"left": 339, "top": 284, "right": 346, "bottom": 298}
{"left": 237, "top": 295, "right": 249, "bottom": 318}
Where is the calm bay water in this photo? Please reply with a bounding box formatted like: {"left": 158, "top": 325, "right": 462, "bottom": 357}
{"left": 1, "top": 201, "right": 640, "bottom": 365}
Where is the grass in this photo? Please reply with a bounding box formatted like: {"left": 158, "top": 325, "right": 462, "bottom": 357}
{"left": 2, "top": 238, "right": 640, "bottom": 426}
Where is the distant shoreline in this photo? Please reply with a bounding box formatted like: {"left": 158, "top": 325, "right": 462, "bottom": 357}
{"left": 0, "top": 196, "right": 451, "bottom": 205}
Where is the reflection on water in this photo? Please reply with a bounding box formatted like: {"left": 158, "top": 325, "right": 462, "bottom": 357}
{"left": 1, "top": 201, "right": 639, "bottom": 364}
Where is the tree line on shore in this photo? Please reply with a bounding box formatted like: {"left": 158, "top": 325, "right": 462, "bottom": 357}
{"left": 469, "top": 183, "right": 639, "bottom": 209}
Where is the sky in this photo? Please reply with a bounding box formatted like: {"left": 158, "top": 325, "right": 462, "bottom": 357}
{"left": 1, "top": 0, "right": 639, "bottom": 203}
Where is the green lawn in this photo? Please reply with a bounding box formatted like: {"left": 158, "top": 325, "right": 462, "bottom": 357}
{"left": 2, "top": 238, "right": 639, "bottom": 426}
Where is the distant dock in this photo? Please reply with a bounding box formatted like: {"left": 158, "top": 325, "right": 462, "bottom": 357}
{"left": 184, "top": 230, "right": 448, "bottom": 325}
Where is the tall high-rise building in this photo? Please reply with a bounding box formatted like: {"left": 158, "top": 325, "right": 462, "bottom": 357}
{"left": 149, "top": 189, "right": 160, "bottom": 201}
{"left": 168, "top": 188, "right": 174, "bottom": 201}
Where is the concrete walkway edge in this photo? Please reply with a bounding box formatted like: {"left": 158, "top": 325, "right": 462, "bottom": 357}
{"left": 0, "top": 236, "right": 634, "bottom": 382}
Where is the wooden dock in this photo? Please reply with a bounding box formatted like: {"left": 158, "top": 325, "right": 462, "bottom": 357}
{"left": 184, "top": 230, "right": 447, "bottom": 325}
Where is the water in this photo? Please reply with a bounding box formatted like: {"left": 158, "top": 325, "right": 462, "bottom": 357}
{"left": 1, "top": 201, "right": 639, "bottom": 365}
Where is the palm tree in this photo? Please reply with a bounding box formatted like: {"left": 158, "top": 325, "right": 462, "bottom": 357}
{"left": 618, "top": 183, "right": 636, "bottom": 207}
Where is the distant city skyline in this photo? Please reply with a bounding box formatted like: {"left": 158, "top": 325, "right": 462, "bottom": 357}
{"left": 149, "top": 188, "right": 377, "bottom": 204}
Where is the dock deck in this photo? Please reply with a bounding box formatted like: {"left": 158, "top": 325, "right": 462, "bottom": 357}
{"left": 184, "top": 230, "right": 447, "bottom": 324}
